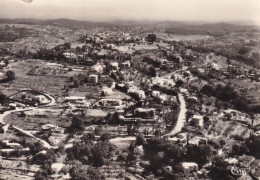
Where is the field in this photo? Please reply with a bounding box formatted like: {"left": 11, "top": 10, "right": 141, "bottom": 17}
{"left": 3, "top": 109, "right": 70, "bottom": 131}
{"left": 0, "top": 157, "right": 40, "bottom": 180}
{"left": 0, "top": 60, "right": 93, "bottom": 100}
{"left": 207, "top": 118, "right": 253, "bottom": 140}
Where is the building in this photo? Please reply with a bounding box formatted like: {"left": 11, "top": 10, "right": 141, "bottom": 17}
{"left": 152, "top": 90, "right": 160, "bottom": 98}
{"left": 187, "top": 96, "right": 198, "bottom": 103}
{"left": 51, "top": 163, "right": 64, "bottom": 174}
{"left": 190, "top": 115, "right": 204, "bottom": 127}
{"left": 110, "top": 62, "right": 119, "bottom": 70}
{"left": 126, "top": 81, "right": 135, "bottom": 88}
{"left": 152, "top": 77, "right": 176, "bottom": 87}
{"left": 128, "top": 88, "right": 146, "bottom": 100}
{"left": 102, "top": 87, "right": 113, "bottom": 96}
{"left": 64, "top": 96, "right": 86, "bottom": 102}
{"left": 63, "top": 96, "right": 89, "bottom": 108}
{"left": 92, "top": 63, "right": 103, "bottom": 73}
{"left": 0, "top": 61, "right": 5, "bottom": 67}
{"left": 97, "top": 99, "right": 123, "bottom": 107}
{"left": 134, "top": 108, "right": 155, "bottom": 119}
{"left": 46, "top": 63, "right": 62, "bottom": 68}
{"left": 89, "top": 74, "right": 98, "bottom": 83}
{"left": 121, "top": 61, "right": 131, "bottom": 69}
{"left": 159, "top": 94, "right": 168, "bottom": 104}
{"left": 63, "top": 52, "right": 77, "bottom": 60}
{"left": 188, "top": 136, "right": 208, "bottom": 146}
{"left": 42, "top": 124, "right": 56, "bottom": 132}
{"left": 181, "top": 162, "right": 198, "bottom": 174}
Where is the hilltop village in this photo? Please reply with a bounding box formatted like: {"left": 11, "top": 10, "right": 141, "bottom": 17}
{"left": 0, "top": 21, "right": 260, "bottom": 180}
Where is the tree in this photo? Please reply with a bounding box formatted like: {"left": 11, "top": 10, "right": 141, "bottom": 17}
{"left": 73, "top": 79, "right": 79, "bottom": 88}
{"left": 127, "top": 144, "right": 137, "bottom": 166}
{"left": 76, "top": 46, "right": 81, "bottom": 52}
{"left": 136, "top": 133, "right": 146, "bottom": 146}
{"left": 148, "top": 66, "right": 156, "bottom": 77}
{"left": 112, "top": 112, "right": 120, "bottom": 124}
{"left": 245, "top": 135, "right": 260, "bottom": 158}
{"left": 20, "top": 111, "right": 26, "bottom": 117}
{"left": 70, "top": 163, "right": 103, "bottom": 180}
{"left": 100, "top": 132, "right": 111, "bottom": 142}
{"left": 68, "top": 117, "right": 85, "bottom": 133}
{"left": 238, "top": 46, "right": 250, "bottom": 55}
{"left": 203, "top": 116, "right": 210, "bottom": 123}
{"left": 0, "top": 93, "right": 8, "bottom": 104}
{"left": 34, "top": 170, "right": 48, "bottom": 180}
{"left": 6, "top": 70, "right": 15, "bottom": 81}
{"left": 147, "top": 34, "right": 157, "bottom": 43}
{"left": 29, "top": 141, "right": 44, "bottom": 155}
{"left": 186, "top": 144, "right": 212, "bottom": 167}
{"left": 219, "top": 139, "right": 226, "bottom": 147}
{"left": 209, "top": 157, "right": 230, "bottom": 180}
{"left": 149, "top": 151, "right": 166, "bottom": 173}
{"left": 81, "top": 133, "right": 95, "bottom": 144}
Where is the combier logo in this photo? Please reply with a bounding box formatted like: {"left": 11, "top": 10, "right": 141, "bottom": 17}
{"left": 22, "top": 0, "right": 33, "bottom": 3}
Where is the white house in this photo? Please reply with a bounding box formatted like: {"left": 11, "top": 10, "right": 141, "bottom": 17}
{"left": 92, "top": 63, "right": 103, "bottom": 73}
{"left": 181, "top": 162, "right": 198, "bottom": 174}
{"left": 63, "top": 52, "right": 77, "bottom": 60}
{"left": 191, "top": 115, "right": 204, "bottom": 127}
{"left": 110, "top": 62, "right": 119, "bottom": 70}
{"left": 89, "top": 74, "right": 98, "bottom": 83}
{"left": 152, "top": 91, "right": 160, "bottom": 98}
{"left": 51, "top": 163, "right": 64, "bottom": 174}
{"left": 102, "top": 87, "right": 113, "bottom": 96}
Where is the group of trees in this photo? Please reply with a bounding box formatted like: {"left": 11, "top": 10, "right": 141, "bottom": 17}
{"left": 229, "top": 134, "right": 260, "bottom": 159}
{"left": 201, "top": 84, "right": 237, "bottom": 102}
{"left": 201, "top": 84, "right": 254, "bottom": 112}
{"left": 67, "top": 117, "right": 86, "bottom": 133}
{"left": 33, "top": 48, "right": 65, "bottom": 61}
{"left": 66, "top": 132, "right": 116, "bottom": 167}
{"left": 244, "top": 135, "right": 260, "bottom": 158}
{"left": 69, "top": 162, "right": 104, "bottom": 180}
{"left": 141, "top": 137, "right": 213, "bottom": 179}
{"left": 152, "top": 84, "right": 178, "bottom": 96}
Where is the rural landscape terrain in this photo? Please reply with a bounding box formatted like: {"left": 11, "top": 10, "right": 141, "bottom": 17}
{"left": 0, "top": 17, "right": 260, "bottom": 180}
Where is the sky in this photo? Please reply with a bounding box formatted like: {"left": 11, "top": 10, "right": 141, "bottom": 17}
{"left": 0, "top": 0, "right": 260, "bottom": 25}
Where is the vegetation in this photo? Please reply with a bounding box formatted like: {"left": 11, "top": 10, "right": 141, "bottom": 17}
{"left": 146, "top": 34, "right": 157, "bottom": 43}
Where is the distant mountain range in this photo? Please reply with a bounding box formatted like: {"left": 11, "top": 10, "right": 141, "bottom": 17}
{"left": 0, "top": 18, "right": 259, "bottom": 35}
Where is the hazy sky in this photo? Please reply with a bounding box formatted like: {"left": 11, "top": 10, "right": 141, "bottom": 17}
{"left": 0, "top": 0, "right": 260, "bottom": 25}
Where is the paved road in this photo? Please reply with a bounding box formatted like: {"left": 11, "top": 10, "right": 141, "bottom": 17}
{"left": 164, "top": 89, "right": 187, "bottom": 137}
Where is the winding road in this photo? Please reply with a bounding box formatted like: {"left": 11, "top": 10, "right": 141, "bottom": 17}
{"left": 0, "top": 91, "right": 56, "bottom": 149}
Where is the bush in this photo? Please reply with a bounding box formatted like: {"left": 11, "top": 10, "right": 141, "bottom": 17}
{"left": 6, "top": 70, "right": 15, "bottom": 81}
{"left": 136, "top": 133, "right": 146, "bottom": 146}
